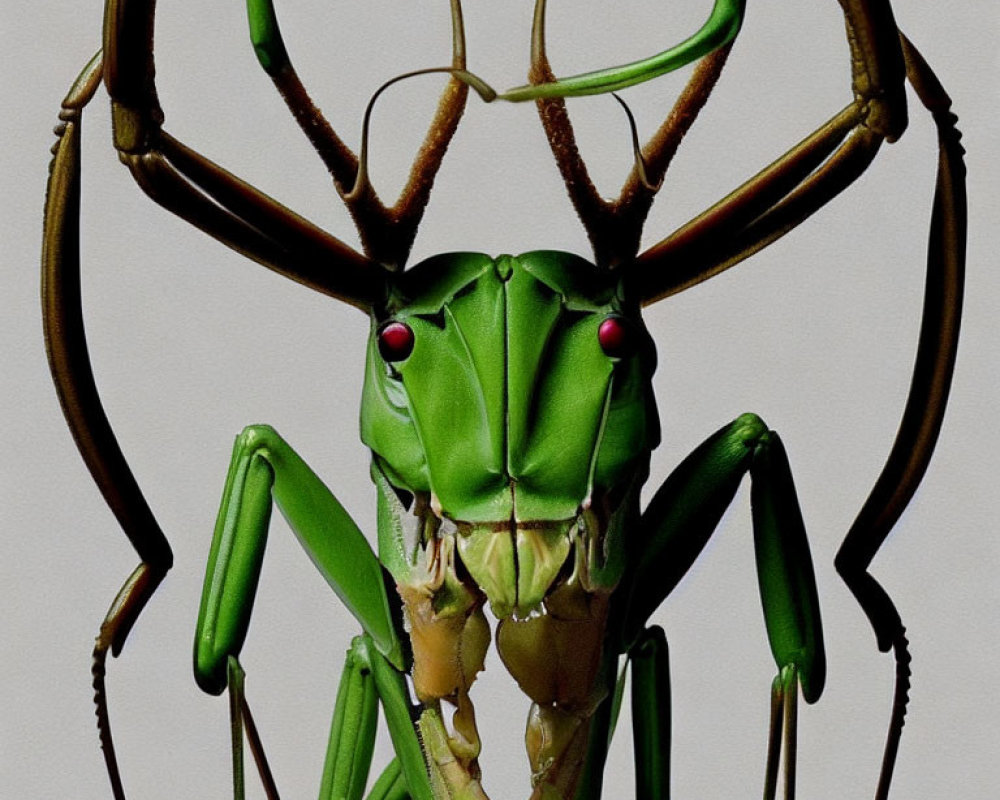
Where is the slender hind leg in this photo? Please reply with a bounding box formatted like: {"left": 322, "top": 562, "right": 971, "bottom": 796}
{"left": 624, "top": 17, "right": 964, "bottom": 797}
{"left": 43, "top": 52, "right": 172, "bottom": 800}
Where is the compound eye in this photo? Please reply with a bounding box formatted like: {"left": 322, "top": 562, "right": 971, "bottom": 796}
{"left": 378, "top": 321, "right": 414, "bottom": 362}
{"left": 598, "top": 315, "right": 632, "bottom": 358}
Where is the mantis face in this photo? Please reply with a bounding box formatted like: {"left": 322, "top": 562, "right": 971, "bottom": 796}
{"left": 362, "top": 251, "right": 659, "bottom": 617}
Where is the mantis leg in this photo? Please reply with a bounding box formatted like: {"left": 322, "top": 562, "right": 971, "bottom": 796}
{"left": 227, "top": 638, "right": 429, "bottom": 800}
{"left": 629, "top": 627, "right": 672, "bottom": 800}
{"left": 42, "top": 37, "right": 380, "bottom": 790}
{"left": 42, "top": 53, "right": 172, "bottom": 800}
{"left": 621, "top": 413, "right": 824, "bottom": 798}
{"left": 833, "top": 37, "right": 966, "bottom": 800}
{"left": 102, "top": 0, "right": 380, "bottom": 306}
{"left": 763, "top": 665, "right": 799, "bottom": 800}
{"left": 317, "top": 638, "right": 428, "bottom": 800}
{"left": 632, "top": 27, "right": 964, "bottom": 311}
{"left": 226, "top": 656, "right": 281, "bottom": 800}
{"left": 195, "top": 424, "right": 404, "bottom": 693}
{"left": 367, "top": 759, "right": 412, "bottom": 800}
{"left": 318, "top": 638, "right": 379, "bottom": 800}
{"left": 631, "top": 0, "right": 913, "bottom": 298}
{"left": 194, "top": 427, "right": 440, "bottom": 799}
{"left": 639, "top": 34, "right": 964, "bottom": 798}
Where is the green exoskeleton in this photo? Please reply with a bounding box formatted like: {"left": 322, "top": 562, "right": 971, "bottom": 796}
{"left": 197, "top": 249, "right": 824, "bottom": 800}
{"left": 42, "top": 1, "right": 965, "bottom": 799}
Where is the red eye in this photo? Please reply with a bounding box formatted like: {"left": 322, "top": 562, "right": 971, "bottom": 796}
{"left": 598, "top": 316, "right": 631, "bottom": 357}
{"left": 378, "top": 321, "right": 414, "bottom": 362}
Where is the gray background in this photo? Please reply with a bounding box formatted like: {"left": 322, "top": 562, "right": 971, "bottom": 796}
{"left": 5, "top": 1, "right": 998, "bottom": 797}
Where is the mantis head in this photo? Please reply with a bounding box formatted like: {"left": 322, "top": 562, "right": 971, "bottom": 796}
{"left": 361, "top": 251, "right": 659, "bottom": 620}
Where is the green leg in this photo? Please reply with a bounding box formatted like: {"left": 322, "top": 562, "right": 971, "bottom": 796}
{"left": 227, "top": 632, "right": 428, "bottom": 800}
{"left": 359, "top": 636, "right": 438, "bottom": 800}
{"left": 630, "top": 627, "right": 672, "bottom": 800}
{"left": 194, "top": 424, "right": 404, "bottom": 696}
{"left": 316, "top": 635, "right": 428, "bottom": 800}
{"left": 570, "top": 664, "right": 618, "bottom": 800}
{"left": 367, "top": 759, "right": 411, "bottom": 800}
{"left": 318, "top": 637, "right": 380, "bottom": 800}
{"left": 620, "top": 414, "right": 824, "bottom": 796}
{"left": 193, "top": 426, "right": 431, "bottom": 798}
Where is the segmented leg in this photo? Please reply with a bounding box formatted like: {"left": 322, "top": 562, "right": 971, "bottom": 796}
{"left": 226, "top": 657, "right": 281, "bottom": 800}
{"left": 631, "top": 0, "right": 909, "bottom": 297}
{"left": 46, "top": 1, "right": 468, "bottom": 789}
{"left": 518, "top": 0, "right": 913, "bottom": 282}
{"left": 195, "top": 427, "right": 440, "bottom": 799}
{"left": 834, "top": 36, "right": 965, "bottom": 800}
{"left": 620, "top": 414, "right": 825, "bottom": 799}
{"left": 636, "top": 32, "right": 963, "bottom": 799}
{"left": 763, "top": 665, "right": 799, "bottom": 800}
{"left": 367, "top": 759, "right": 412, "bottom": 800}
{"left": 633, "top": 105, "right": 884, "bottom": 301}
{"left": 42, "top": 52, "right": 172, "bottom": 800}
{"left": 104, "top": 0, "right": 382, "bottom": 307}
{"left": 317, "top": 639, "right": 380, "bottom": 800}
{"left": 195, "top": 424, "right": 404, "bottom": 690}
{"left": 227, "top": 643, "right": 426, "bottom": 800}
{"left": 616, "top": 11, "right": 962, "bottom": 795}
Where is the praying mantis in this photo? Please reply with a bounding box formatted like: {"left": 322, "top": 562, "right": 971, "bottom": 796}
{"left": 39, "top": 1, "right": 968, "bottom": 798}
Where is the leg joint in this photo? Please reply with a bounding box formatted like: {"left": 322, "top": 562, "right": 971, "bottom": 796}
{"left": 233, "top": 424, "right": 284, "bottom": 464}
{"left": 732, "top": 411, "right": 769, "bottom": 450}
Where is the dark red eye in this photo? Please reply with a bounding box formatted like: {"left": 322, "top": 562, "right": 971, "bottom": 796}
{"left": 598, "top": 316, "right": 631, "bottom": 357}
{"left": 378, "top": 321, "right": 414, "bottom": 362}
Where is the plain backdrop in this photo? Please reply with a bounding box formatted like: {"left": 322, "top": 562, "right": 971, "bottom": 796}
{"left": 5, "top": 2, "right": 998, "bottom": 798}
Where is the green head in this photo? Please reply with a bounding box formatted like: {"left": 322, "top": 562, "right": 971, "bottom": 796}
{"left": 361, "top": 252, "right": 659, "bottom": 617}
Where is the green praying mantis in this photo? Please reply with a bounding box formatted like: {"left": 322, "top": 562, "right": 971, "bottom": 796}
{"left": 41, "top": 1, "right": 966, "bottom": 798}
